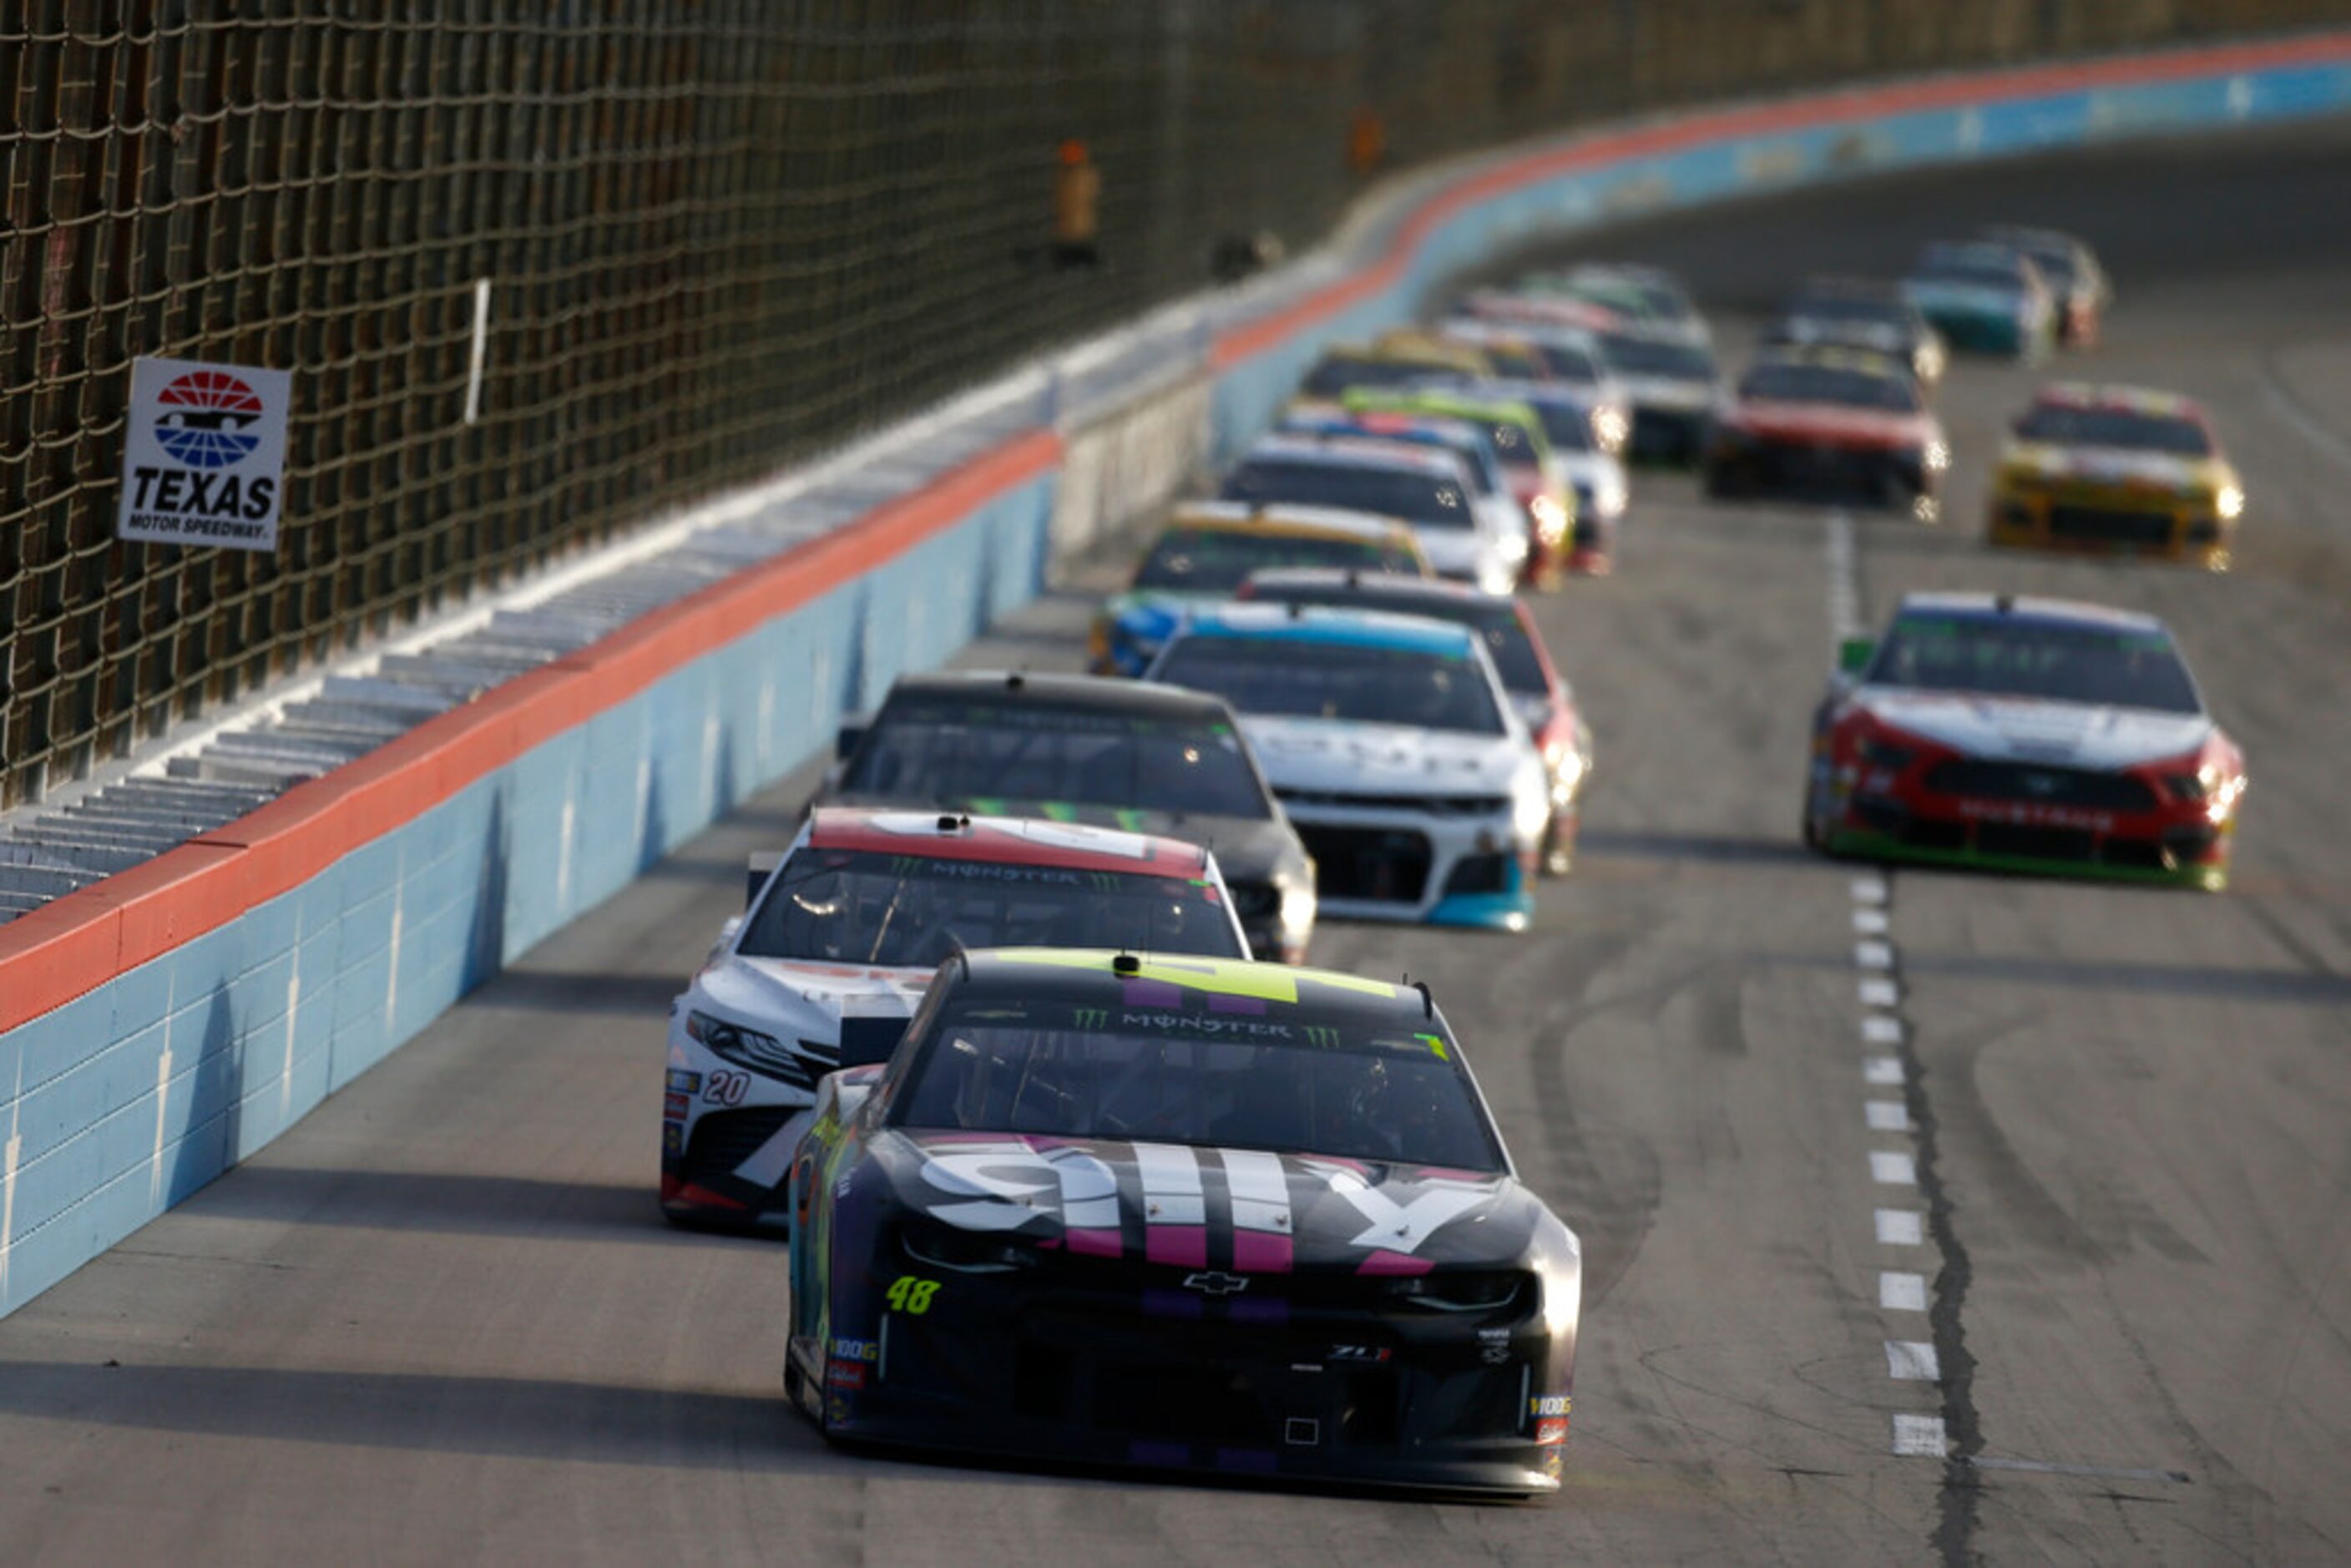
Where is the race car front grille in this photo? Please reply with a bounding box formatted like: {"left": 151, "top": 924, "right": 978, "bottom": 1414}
{"left": 1924, "top": 760, "right": 2156, "bottom": 813}
{"left": 1293, "top": 824, "right": 1432, "bottom": 904}
{"left": 2046, "top": 505, "right": 2176, "bottom": 547}
{"left": 1974, "top": 823, "right": 2096, "bottom": 862}
{"left": 678, "top": 1108, "right": 797, "bottom": 1186}
{"left": 1276, "top": 790, "right": 1509, "bottom": 817}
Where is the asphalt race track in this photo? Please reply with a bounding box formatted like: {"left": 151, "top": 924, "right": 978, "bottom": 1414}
{"left": 4, "top": 120, "right": 2350, "bottom": 1565}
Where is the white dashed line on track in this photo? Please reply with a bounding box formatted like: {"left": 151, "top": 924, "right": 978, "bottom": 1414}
{"left": 1886, "top": 1341, "right": 1942, "bottom": 1381}
{"left": 1865, "top": 1099, "right": 1913, "bottom": 1133}
{"left": 1858, "top": 977, "right": 1901, "bottom": 1009}
{"left": 1871, "top": 1151, "right": 1919, "bottom": 1186}
{"left": 1879, "top": 1272, "right": 1929, "bottom": 1313}
{"left": 1852, "top": 907, "right": 1890, "bottom": 934}
{"left": 1855, "top": 939, "right": 1896, "bottom": 970}
{"left": 1893, "top": 1414, "right": 1950, "bottom": 1457}
{"left": 1861, "top": 1014, "right": 1905, "bottom": 1045}
{"left": 1864, "top": 1056, "right": 1905, "bottom": 1086}
{"left": 1849, "top": 874, "right": 1888, "bottom": 905}
{"left": 1876, "top": 1209, "right": 1925, "bottom": 1246}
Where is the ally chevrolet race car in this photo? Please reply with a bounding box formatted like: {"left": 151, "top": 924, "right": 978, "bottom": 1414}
{"left": 1237, "top": 568, "right": 1593, "bottom": 873}
{"left": 1703, "top": 349, "right": 1949, "bottom": 518}
{"left": 1802, "top": 592, "right": 2246, "bottom": 889}
{"left": 663, "top": 809, "right": 1251, "bottom": 1228}
{"left": 783, "top": 948, "right": 1583, "bottom": 1497}
{"left": 1987, "top": 383, "right": 2243, "bottom": 569}
{"left": 1145, "top": 604, "right": 1549, "bottom": 930}
{"left": 1088, "top": 503, "right": 1430, "bottom": 677}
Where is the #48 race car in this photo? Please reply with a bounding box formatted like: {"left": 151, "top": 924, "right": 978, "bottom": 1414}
{"left": 785, "top": 949, "right": 1584, "bottom": 1497}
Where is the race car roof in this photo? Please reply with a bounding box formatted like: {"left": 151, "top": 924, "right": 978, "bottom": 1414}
{"left": 1890, "top": 590, "right": 2169, "bottom": 635}
{"left": 2028, "top": 382, "right": 2203, "bottom": 420}
{"left": 958, "top": 948, "right": 1420, "bottom": 1024}
{"left": 806, "top": 807, "right": 1212, "bottom": 879}
{"left": 880, "top": 669, "right": 1237, "bottom": 723}
{"left": 1241, "top": 566, "right": 1509, "bottom": 614}
{"left": 1162, "top": 500, "right": 1421, "bottom": 544}
{"left": 1171, "top": 602, "right": 1481, "bottom": 658}
{"left": 1241, "top": 432, "right": 1470, "bottom": 478}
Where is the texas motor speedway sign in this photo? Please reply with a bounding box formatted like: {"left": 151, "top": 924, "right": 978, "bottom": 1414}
{"left": 116, "top": 356, "right": 293, "bottom": 552}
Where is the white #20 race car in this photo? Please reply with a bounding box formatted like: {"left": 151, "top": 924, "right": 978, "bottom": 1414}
{"left": 660, "top": 807, "right": 1251, "bottom": 1228}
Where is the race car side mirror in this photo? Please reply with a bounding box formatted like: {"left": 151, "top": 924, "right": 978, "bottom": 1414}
{"left": 835, "top": 718, "right": 867, "bottom": 761}
{"left": 1837, "top": 635, "right": 1876, "bottom": 675}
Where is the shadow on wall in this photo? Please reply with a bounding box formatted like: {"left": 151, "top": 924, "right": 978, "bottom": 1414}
{"left": 466, "top": 791, "right": 511, "bottom": 991}
{"left": 166, "top": 983, "right": 242, "bottom": 1211}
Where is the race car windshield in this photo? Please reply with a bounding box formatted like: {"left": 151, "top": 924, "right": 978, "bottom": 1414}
{"left": 1301, "top": 356, "right": 1434, "bottom": 397}
{"left": 1525, "top": 401, "right": 1597, "bottom": 452}
{"left": 1538, "top": 345, "right": 1604, "bottom": 387}
{"left": 892, "top": 1001, "right": 1504, "bottom": 1171}
{"left": 1865, "top": 615, "right": 2203, "bottom": 714}
{"left": 844, "top": 699, "right": 1276, "bottom": 820}
{"left": 1223, "top": 458, "right": 1473, "bottom": 529}
{"left": 1153, "top": 636, "right": 1504, "bottom": 735}
{"left": 737, "top": 849, "right": 1244, "bottom": 967}
{"left": 1915, "top": 260, "right": 2023, "bottom": 292}
{"left": 1597, "top": 333, "right": 1715, "bottom": 380}
{"left": 2013, "top": 405, "right": 2212, "bottom": 456}
{"left": 1740, "top": 363, "right": 1919, "bottom": 412}
{"left": 1132, "top": 528, "right": 1412, "bottom": 592}
{"left": 1243, "top": 592, "right": 1548, "bottom": 696}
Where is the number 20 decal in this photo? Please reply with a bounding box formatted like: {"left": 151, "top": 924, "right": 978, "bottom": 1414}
{"left": 887, "top": 1276, "right": 940, "bottom": 1314}
{"left": 703, "top": 1070, "right": 751, "bottom": 1107}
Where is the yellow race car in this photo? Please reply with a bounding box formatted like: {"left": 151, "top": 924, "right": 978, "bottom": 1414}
{"left": 1988, "top": 384, "right": 2243, "bottom": 569}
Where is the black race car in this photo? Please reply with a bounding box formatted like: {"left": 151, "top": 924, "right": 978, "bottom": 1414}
{"left": 782, "top": 948, "right": 1584, "bottom": 1497}
{"left": 825, "top": 670, "right": 1317, "bottom": 964}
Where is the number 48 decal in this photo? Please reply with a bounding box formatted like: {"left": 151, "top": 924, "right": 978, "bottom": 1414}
{"left": 886, "top": 1276, "right": 940, "bottom": 1314}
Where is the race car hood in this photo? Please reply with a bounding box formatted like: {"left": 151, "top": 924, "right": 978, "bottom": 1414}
{"left": 1411, "top": 526, "right": 1494, "bottom": 579}
{"left": 1239, "top": 716, "right": 1527, "bottom": 799}
{"left": 877, "top": 1130, "right": 1553, "bottom": 1272}
{"left": 1615, "top": 373, "right": 1716, "bottom": 412}
{"left": 1854, "top": 687, "right": 2213, "bottom": 770}
{"left": 2001, "top": 442, "right": 2222, "bottom": 493}
{"left": 691, "top": 953, "right": 931, "bottom": 1039}
{"left": 827, "top": 788, "right": 1303, "bottom": 892}
{"left": 1105, "top": 589, "right": 1224, "bottom": 647}
{"left": 1773, "top": 317, "right": 1909, "bottom": 354}
{"left": 1726, "top": 402, "right": 1930, "bottom": 451}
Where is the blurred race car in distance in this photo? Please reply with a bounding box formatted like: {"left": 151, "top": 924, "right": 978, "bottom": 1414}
{"left": 1368, "top": 328, "right": 1499, "bottom": 383}
{"left": 1987, "top": 383, "right": 2241, "bottom": 569}
{"left": 1980, "top": 225, "right": 2110, "bottom": 346}
{"left": 1089, "top": 503, "right": 1431, "bottom": 676}
{"left": 1436, "top": 316, "right": 1631, "bottom": 453}
{"left": 1224, "top": 432, "right": 1524, "bottom": 594}
{"left": 1469, "top": 377, "right": 1631, "bottom": 574}
{"left": 1702, "top": 348, "right": 1949, "bottom": 519}
{"left": 1336, "top": 388, "right": 1574, "bottom": 586}
{"left": 1591, "top": 323, "right": 1721, "bottom": 466}
{"left": 782, "top": 948, "right": 1583, "bottom": 1497}
{"left": 1760, "top": 277, "right": 1946, "bottom": 386}
{"left": 1802, "top": 592, "right": 2245, "bottom": 890}
{"left": 827, "top": 670, "right": 1317, "bottom": 963}
{"left": 1297, "top": 343, "right": 1459, "bottom": 400}
{"left": 1900, "top": 240, "right": 2055, "bottom": 359}
{"left": 1238, "top": 568, "right": 1593, "bottom": 873}
{"left": 1145, "top": 604, "right": 1549, "bottom": 930}
{"left": 663, "top": 809, "right": 1251, "bottom": 1228}
{"left": 1274, "top": 407, "right": 1533, "bottom": 579}
{"left": 1521, "top": 262, "right": 1711, "bottom": 347}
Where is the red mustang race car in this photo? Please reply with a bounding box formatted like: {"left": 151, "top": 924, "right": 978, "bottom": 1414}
{"left": 1802, "top": 592, "right": 2246, "bottom": 890}
{"left": 1703, "top": 349, "right": 1949, "bottom": 520}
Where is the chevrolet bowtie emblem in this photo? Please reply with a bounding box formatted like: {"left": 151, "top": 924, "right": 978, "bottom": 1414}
{"left": 1182, "top": 1270, "right": 1250, "bottom": 1296}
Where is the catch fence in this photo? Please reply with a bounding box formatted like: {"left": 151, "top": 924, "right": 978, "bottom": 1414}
{"left": 4, "top": 0, "right": 2343, "bottom": 806}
